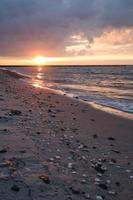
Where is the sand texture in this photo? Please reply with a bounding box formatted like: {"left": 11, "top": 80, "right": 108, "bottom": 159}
{"left": 0, "top": 70, "right": 133, "bottom": 200}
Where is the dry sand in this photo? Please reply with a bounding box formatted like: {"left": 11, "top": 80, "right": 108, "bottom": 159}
{"left": 0, "top": 69, "right": 133, "bottom": 200}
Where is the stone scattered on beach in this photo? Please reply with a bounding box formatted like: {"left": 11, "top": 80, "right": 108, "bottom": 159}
{"left": 0, "top": 148, "right": 7, "bottom": 153}
{"left": 10, "top": 110, "right": 22, "bottom": 116}
{"left": 96, "top": 195, "right": 104, "bottom": 200}
{"left": 107, "top": 137, "right": 115, "bottom": 141}
{"left": 93, "top": 163, "right": 106, "bottom": 174}
{"left": 11, "top": 185, "right": 20, "bottom": 192}
{"left": 108, "top": 190, "right": 116, "bottom": 195}
{"left": 93, "top": 134, "right": 98, "bottom": 139}
{"left": 84, "top": 193, "right": 91, "bottom": 199}
{"left": 70, "top": 186, "right": 81, "bottom": 194}
{"left": 98, "top": 183, "right": 108, "bottom": 190}
{"left": 39, "top": 175, "right": 50, "bottom": 184}
{"left": 68, "top": 163, "right": 75, "bottom": 170}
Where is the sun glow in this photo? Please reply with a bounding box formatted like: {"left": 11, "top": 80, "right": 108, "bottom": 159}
{"left": 34, "top": 56, "right": 46, "bottom": 65}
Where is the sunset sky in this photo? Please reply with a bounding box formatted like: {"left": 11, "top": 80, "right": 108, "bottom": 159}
{"left": 0, "top": 0, "right": 133, "bottom": 65}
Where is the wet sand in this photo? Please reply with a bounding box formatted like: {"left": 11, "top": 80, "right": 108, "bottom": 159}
{"left": 0, "top": 69, "right": 133, "bottom": 200}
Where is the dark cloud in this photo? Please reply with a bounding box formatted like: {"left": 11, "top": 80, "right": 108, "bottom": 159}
{"left": 0, "top": 0, "right": 133, "bottom": 57}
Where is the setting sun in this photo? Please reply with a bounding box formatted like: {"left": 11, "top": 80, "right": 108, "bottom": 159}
{"left": 34, "top": 56, "right": 46, "bottom": 65}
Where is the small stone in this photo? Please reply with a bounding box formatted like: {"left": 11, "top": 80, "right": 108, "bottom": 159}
{"left": 96, "top": 195, "right": 104, "bottom": 200}
{"left": 107, "top": 137, "right": 115, "bottom": 141}
{"left": 94, "top": 164, "right": 106, "bottom": 174}
{"left": 126, "top": 169, "right": 131, "bottom": 173}
{"left": 108, "top": 191, "right": 116, "bottom": 195}
{"left": 11, "top": 185, "right": 20, "bottom": 192}
{"left": 97, "top": 173, "right": 102, "bottom": 177}
{"left": 49, "top": 158, "right": 54, "bottom": 162}
{"left": 39, "top": 175, "right": 50, "bottom": 184}
{"left": 0, "top": 148, "right": 7, "bottom": 153}
{"left": 106, "top": 180, "right": 111, "bottom": 184}
{"left": 70, "top": 186, "right": 81, "bottom": 194}
{"left": 98, "top": 183, "right": 108, "bottom": 190}
{"left": 10, "top": 110, "right": 22, "bottom": 116}
{"left": 68, "top": 163, "right": 75, "bottom": 170}
{"left": 82, "top": 174, "right": 88, "bottom": 178}
{"left": 81, "top": 179, "right": 86, "bottom": 184}
{"left": 115, "top": 182, "right": 120, "bottom": 187}
{"left": 95, "top": 178, "right": 101, "bottom": 183}
{"left": 84, "top": 193, "right": 91, "bottom": 199}
{"left": 55, "top": 156, "right": 61, "bottom": 160}
{"left": 93, "top": 134, "right": 98, "bottom": 139}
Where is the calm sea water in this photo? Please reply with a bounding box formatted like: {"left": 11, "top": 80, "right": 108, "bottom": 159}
{"left": 2, "top": 66, "right": 133, "bottom": 119}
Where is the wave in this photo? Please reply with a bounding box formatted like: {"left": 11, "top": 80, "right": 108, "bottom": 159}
{"left": 0, "top": 66, "right": 133, "bottom": 120}
{"left": 0, "top": 67, "right": 30, "bottom": 79}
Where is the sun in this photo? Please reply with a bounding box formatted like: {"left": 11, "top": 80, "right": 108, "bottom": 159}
{"left": 34, "top": 56, "right": 46, "bottom": 65}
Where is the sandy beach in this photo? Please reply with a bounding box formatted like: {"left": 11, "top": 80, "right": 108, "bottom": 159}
{"left": 0, "top": 69, "right": 133, "bottom": 200}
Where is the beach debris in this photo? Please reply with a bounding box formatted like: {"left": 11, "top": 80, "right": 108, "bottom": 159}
{"left": 39, "top": 175, "right": 50, "bottom": 184}
{"left": 10, "top": 110, "right": 22, "bottom": 116}
{"left": 111, "top": 150, "right": 120, "bottom": 154}
{"left": 11, "top": 185, "right": 20, "bottom": 192}
{"left": 107, "top": 137, "right": 115, "bottom": 141}
{"left": 0, "top": 148, "right": 7, "bottom": 153}
{"left": 0, "top": 162, "right": 10, "bottom": 168}
{"left": 109, "top": 158, "right": 117, "bottom": 164}
{"left": 93, "top": 163, "right": 106, "bottom": 174}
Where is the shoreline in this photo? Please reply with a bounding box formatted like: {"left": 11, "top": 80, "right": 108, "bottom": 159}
{"left": 0, "top": 69, "right": 133, "bottom": 199}
{"left": 1, "top": 67, "right": 133, "bottom": 121}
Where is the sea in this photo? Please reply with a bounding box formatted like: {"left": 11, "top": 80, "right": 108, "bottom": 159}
{"left": 1, "top": 65, "right": 133, "bottom": 120}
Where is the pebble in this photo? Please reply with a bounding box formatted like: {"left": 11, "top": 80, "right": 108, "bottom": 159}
{"left": 98, "top": 183, "right": 108, "bottom": 190}
{"left": 11, "top": 185, "right": 20, "bottom": 192}
{"left": 107, "top": 137, "right": 115, "bottom": 141}
{"left": 84, "top": 194, "right": 91, "bottom": 199}
{"left": 106, "top": 180, "right": 111, "bottom": 184}
{"left": 10, "top": 110, "right": 22, "bottom": 116}
{"left": 39, "top": 175, "right": 50, "bottom": 184}
{"left": 108, "top": 191, "right": 116, "bottom": 195}
{"left": 80, "top": 179, "right": 86, "bottom": 184}
{"left": 95, "top": 178, "right": 101, "bottom": 183}
{"left": 82, "top": 174, "right": 88, "bottom": 178}
{"left": 55, "top": 156, "right": 61, "bottom": 160}
{"left": 96, "top": 195, "right": 104, "bottom": 200}
{"left": 68, "top": 163, "right": 75, "bottom": 170}
{"left": 126, "top": 169, "right": 131, "bottom": 173}
{"left": 0, "top": 148, "right": 7, "bottom": 153}
{"left": 70, "top": 186, "right": 81, "bottom": 194}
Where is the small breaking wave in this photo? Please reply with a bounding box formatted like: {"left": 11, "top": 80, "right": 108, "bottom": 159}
{"left": 0, "top": 67, "right": 30, "bottom": 79}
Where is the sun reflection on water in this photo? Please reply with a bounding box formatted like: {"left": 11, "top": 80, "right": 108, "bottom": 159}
{"left": 31, "top": 66, "right": 44, "bottom": 88}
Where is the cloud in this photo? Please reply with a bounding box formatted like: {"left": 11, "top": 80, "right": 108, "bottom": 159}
{"left": 0, "top": 0, "right": 133, "bottom": 57}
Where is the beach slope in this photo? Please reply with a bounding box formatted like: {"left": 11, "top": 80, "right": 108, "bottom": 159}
{"left": 0, "top": 70, "right": 133, "bottom": 200}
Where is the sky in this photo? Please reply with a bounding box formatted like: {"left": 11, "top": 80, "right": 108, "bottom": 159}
{"left": 0, "top": 0, "right": 133, "bottom": 65}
